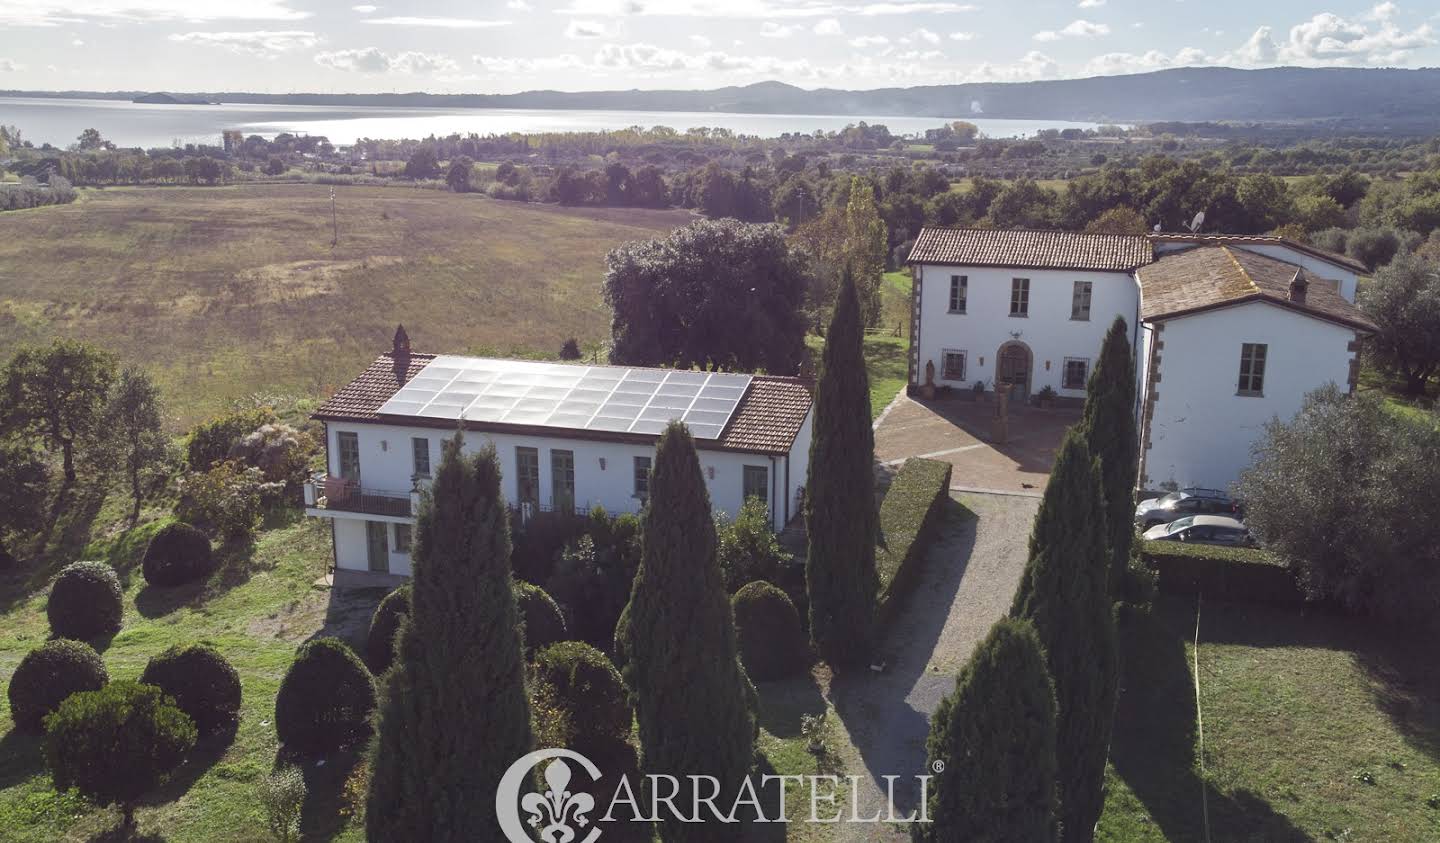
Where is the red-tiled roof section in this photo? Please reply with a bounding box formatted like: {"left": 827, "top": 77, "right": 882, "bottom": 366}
{"left": 312, "top": 354, "right": 813, "bottom": 455}
{"left": 908, "top": 227, "right": 1153, "bottom": 272}
{"left": 313, "top": 352, "right": 437, "bottom": 421}
{"left": 1138, "top": 246, "right": 1377, "bottom": 332}
{"left": 719, "top": 376, "right": 813, "bottom": 454}
{"left": 1150, "top": 233, "right": 1367, "bottom": 274}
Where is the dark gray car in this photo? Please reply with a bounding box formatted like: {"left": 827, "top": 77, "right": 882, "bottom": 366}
{"left": 1133, "top": 488, "right": 1240, "bottom": 529}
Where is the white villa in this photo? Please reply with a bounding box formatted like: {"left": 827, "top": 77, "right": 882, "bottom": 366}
{"left": 905, "top": 229, "right": 1377, "bottom": 492}
{"left": 305, "top": 328, "right": 813, "bottom": 577}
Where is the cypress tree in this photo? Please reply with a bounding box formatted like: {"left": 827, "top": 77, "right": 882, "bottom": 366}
{"left": 1011, "top": 429, "right": 1118, "bottom": 843}
{"left": 1081, "top": 316, "right": 1140, "bottom": 594}
{"left": 805, "top": 268, "right": 880, "bottom": 671}
{"left": 366, "top": 434, "right": 533, "bottom": 842}
{"left": 920, "top": 617, "right": 1058, "bottom": 843}
{"left": 623, "top": 422, "right": 755, "bottom": 842}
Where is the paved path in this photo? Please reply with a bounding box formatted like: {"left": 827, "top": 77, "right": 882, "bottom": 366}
{"left": 828, "top": 492, "right": 1039, "bottom": 841}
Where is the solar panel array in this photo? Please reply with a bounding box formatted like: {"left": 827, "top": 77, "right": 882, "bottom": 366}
{"left": 376, "top": 355, "right": 753, "bottom": 441}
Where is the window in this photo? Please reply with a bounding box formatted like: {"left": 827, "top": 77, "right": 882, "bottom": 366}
{"left": 1071, "top": 281, "right": 1093, "bottom": 320}
{"left": 551, "top": 450, "right": 576, "bottom": 514}
{"left": 942, "top": 350, "right": 967, "bottom": 381}
{"left": 411, "top": 437, "right": 430, "bottom": 477}
{"left": 743, "top": 465, "right": 769, "bottom": 506}
{"left": 948, "top": 275, "right": 967, "bottom": 313}
{"left": 1238, "top": 343, "right": 1267, "bottom": 395}
{"left": 633, "top": 456, "right": 651, "bottom": 500}
{"left": 393, "top": 523, "right": 412, "bottom": 554}
{"left": 1010, "top": 278, "right": 1030, "bottom": 316}
{"left": 1062, "top": 358, "right": 1089, "bottom": 390}
{"left": 516, "top": 447, "right": 540, "bottom": 506}
{"left": 337, "top": 431, "right": 360, "bottom": 483}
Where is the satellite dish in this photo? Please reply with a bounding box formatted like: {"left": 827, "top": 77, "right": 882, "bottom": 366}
{"left": 1187, "top": 211, "right": 1206, "bottom": 233}
{"left": 1153, "top": 223, "right": 1162, "bottom": 233}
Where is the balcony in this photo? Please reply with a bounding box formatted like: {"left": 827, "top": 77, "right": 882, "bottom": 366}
{"left": 304, "top": 474, "right": 415, "bottom": 519}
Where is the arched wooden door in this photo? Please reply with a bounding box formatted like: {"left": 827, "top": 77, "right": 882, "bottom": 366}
{"left": 997, "top": 341, "right": 1033, "bottom": 401}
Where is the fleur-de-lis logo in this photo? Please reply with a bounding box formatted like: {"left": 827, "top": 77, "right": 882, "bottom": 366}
{"left": 520, "top": 759, "right": 596, "bottom": 843}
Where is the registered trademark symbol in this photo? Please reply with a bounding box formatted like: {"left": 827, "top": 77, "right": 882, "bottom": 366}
{"left": 932, "top": 760, "right": 945, "bottom": 774}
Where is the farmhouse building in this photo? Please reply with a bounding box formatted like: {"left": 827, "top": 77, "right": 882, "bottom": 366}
{"left": 906, "top": 228, "right": 1377, "bottom": 492}
{"left": 305, "top": 329, "right": 813, "bottom": 577}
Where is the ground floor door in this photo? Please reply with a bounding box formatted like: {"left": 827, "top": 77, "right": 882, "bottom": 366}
{"left": 998, "top": 341, "right": 1033, "bottom": 402}
{"left": 366, "top": 521, "right": 389, "bottom": 573}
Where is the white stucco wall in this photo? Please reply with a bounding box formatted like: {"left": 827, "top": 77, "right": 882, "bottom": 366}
{"left": 912, "top": 263, "right": 1139, "bottom": 398}
{"left": 786, "top": 408, "right": 812, "bottom": 528}
{"left": 1141, "top": 301, "right": 1357, "bottom": 492}
{"left": 322, "top": 419, "right": 809, "bottom": 572}
{"left": 1153, "top": 242, "right": 1359, "bottom": 301}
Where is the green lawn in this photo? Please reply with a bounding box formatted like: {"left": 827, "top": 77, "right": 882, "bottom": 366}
{"left": 1099, "top": 595, "right": 1440, "bottom": 842}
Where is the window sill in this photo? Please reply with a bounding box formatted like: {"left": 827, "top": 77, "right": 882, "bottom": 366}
{"left": 1009, "top": 313, "right": 1028, "bottom": 318}
{"left": 946, "top": 309, "right": 967, "bottom": 315}
{"left": 1069, "top": 316, "right": 1091, "bottom": 321}
{"left": 1236, "top": 391, "right": 1265, "bottom": 398}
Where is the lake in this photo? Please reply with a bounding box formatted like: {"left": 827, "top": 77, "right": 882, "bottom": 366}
{"left": 1, "top": 96, "right": 1114, "bottom": 149}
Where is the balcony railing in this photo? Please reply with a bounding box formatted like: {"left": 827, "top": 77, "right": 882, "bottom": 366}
{"left": 304, "top": 474, "right": 414, "bottom": 518}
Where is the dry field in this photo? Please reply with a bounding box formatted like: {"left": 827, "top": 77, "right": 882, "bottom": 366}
{"left": 0, "top": 184, "right": 691, "bottom": 424}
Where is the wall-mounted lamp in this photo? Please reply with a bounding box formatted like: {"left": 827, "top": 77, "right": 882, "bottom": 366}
{"left": 598, "top": 457, "right": 607, "bottom": 470}
{"left": 1045, "top": 360, "right": 1051, "bottom": 371}
{"left": 381, "top": 440, "right": 388, "bottom": 452}
{"left": 979, "top": 356, "right": 985, "bottom": 366}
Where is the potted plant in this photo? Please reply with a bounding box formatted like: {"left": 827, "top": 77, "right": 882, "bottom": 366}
{"left": 1036, "top": 385, "right": 1058, "bottom": 409}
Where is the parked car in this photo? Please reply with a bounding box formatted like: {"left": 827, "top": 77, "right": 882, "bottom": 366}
{"left": 1142, "top": 515, "right": 1255, "bottom": 546}
{"left": 1133, "top": 488, "right": 1241, "bottom": 528}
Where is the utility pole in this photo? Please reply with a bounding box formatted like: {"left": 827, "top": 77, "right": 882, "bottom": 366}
{"left": 330, "top": 186, "right": 338, "bottom": 247}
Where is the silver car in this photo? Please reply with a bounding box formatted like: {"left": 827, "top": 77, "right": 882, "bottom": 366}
{"left": 1142, "top": 515, "right": 1254, "bottom": 547}
{"left": 1134, "top": 488, "right": 1239, "bottom": 529}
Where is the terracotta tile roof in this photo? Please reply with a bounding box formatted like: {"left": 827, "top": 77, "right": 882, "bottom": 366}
{"left": 1150, "top": 233, "right": 1368, "bottom": 274}
{"left": 719, "top": 377, "right": 813, "bottom": 455}
{"left": 907, "top": 227, "right": 1153, "bottom": 272}
{"left": 313, "top": 352, "right": 437, "bottom": 421}
{"left": 1138, "top": 246, "right": 1377, "bottom": 332}
{"left": 312, "top": 354, "right": 812, "bottom": 455}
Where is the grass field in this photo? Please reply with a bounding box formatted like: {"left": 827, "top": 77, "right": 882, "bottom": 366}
{"left": 1099, "top": 595, "right": 1440, "bottom": 842}
{"left": 0, "top": 184, "right": 691, "bottom": 425}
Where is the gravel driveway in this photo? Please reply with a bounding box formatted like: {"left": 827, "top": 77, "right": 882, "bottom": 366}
{"left": 827, "top": 491, "right": 1039, "bottom": 841}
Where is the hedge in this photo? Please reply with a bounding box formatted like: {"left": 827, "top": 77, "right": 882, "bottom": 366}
{"left": 732, "top": 581, "right": 808, "bottom": 681}
{"left": 7, "top": 640, "right": 109, "bottom": 734}
{"left": 139, "top": 644, "right": 242, "bottom": 735}
{"left": 364, "top": 584, "right": 412, "bottom": 673}
{"left": 875, "top": 458, "right": 953, "bottom": 625}
{"left": 47, "top": 561, "right": 125, "bottom": 641}
{"left": 142, "top": 522, "right": 215, "bottom": 587}
{"left": 1141, "top": 540, "right": 1303, "bottom": 604}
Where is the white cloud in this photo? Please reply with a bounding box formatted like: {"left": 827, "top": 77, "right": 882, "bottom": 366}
{"left": 848, "top": 34, "right": 889, "bottom": 47}
{"left": 352, "top": 4, "right": 376, "bottom": 12}
{"left": 949, "top": 31, "right": 973, "bottom": 40}
{"left": 911, "top": 27, "right": 940, "bottom": 44}
{"left": 361, "top": 16, "right": 511, "bottom": 28}
{"left": 1034, "top": 19, "right": 1109, "bottom": 41}
{"left": 552, "top": 1, "right": 976, "bottom": 18}
{"left": 474, "top": 53, "right": 586, "bottom": 74}
{"left": 966, "top": 50, "right": 1058, "bottom": 81}
{"left": 565, "top": 19, "right": 612, "bottom": 38}
{"left": 315, "top": 47, "right": 458, "bottom": 74}
{"left": 1083, "top": 46, "right": 1210, "bottom": 76}
{"left": 689, "top": 34, "right": 712, "bottom": 47}
{"left": 761, "top": 21, "right": 800, "bottom": 37}
{"left": 0, "top": 58, "right": 23, "bottom": 71}
{"left": 1, "top": 0, "right": 308, "bottom": 26}
{"left": 506, "top": 0, "right": 533, "bottom": 8}
{"left": 71, "top": 37, "right": 83, "bottom": 45}
{"left": 1077, "top": 0, "right": 1104, "bottom": 7}
{"left": 1226, "top": 10, "right": 1435, "bottom": 67}
{"left": 813, "top": 17, "right": 843, "bottom": 35}
{"left": 1366, "top": 2, "right": 1397, "bottom": 22}
{"left": 170, "top": 30, "right": 321, "bottom": 56}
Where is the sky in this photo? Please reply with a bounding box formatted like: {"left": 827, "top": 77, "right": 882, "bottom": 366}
{"left": 0, "top": 0, "right": 1436, "bottom": 94}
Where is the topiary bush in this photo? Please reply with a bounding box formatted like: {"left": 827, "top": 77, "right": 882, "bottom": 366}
{"left": 612, "top": 601, "right": 631, "bottom": 674}
{"left": 7, "top": 639, "right": 109, "bottom": 733}
{"left": 47, "top": 561, "right": 124, "bottom": 641}
{"left": 530, "top": 641, "right": 630, "bottom": 752}
{"left": 139, "top": 643, "right": 242, "bottom": 735}
{"left": 45, "top": 680, "right": 197, "bottom": 829}
{"left": 364, "top": 584, "right": 411, "bottom": 673}
{"left": 141, "top": 521, "right": 215, "bottom": 587}
{"left": 275, "top": 637, "right": 375, "bottom": 755}
{"left": 514, "top": 581, "right": 567, "bottom": 656}
{"left": 732, "top": 581, "right": 809, "bottom": 681}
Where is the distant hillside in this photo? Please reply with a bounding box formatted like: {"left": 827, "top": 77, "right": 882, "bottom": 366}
{"left": 131, "top": 92, "right": 215, "bottom": 105}
{"left": 8, "top": 66, "right": 1440, "bottom": 127}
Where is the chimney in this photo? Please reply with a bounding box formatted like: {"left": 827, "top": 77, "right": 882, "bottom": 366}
{"left": 1288, "top": 270, "right": 1308, "bottom": 305}
{"left": 392, "top": 324, "right": 412, "bottom": 383}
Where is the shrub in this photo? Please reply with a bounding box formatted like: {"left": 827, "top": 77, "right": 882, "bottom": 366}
{"left": 139, "top": 644, "right": 242, "bottom": 735}
{"left": 875, "top": 458, "right": 953, "bottom": 625}
{"left": 259, "top": 765, "right": 306, "bottom": 843}
{"left": 716, "top": 497, "right": 789, "bottom": 593}
{"left": 275, "top": 637, "right": 375, "bottom": 755}
{"left": 530, "top": 641, "right": 630, "bottom": 750}
{"left": 612, "top": 601, "right": 632, "bottom": 673}
{"left": 364, "top": 584, "right": 411, "bottom": 673}
{"left": 228, "top": 423, "right": 316, "bottom": 488}
{"left": 1141, "top": 542, "right": 1299, "bottom": 603}
{"left": 510, "top": 509, "right": 588, "bottom": 584}
{"left": 8, "top": 639, "right": 109, "bottom": 733}
{"left": 732, "top": 581, "right": 809, "bottom": 680}
{"left": 176, "top": 460, "right": 276, "bottom": 541}
{"left": 559, "top": 338, "right": 582, "bottom": 360}
{"left": 514, "top": 581, "right": 567, "bottom": 656}
{"left": 185, "top": 407, "right": 276, "bottom": 472}
{"left": 141, "top": 521, "right": 215, "bottom": 587}
{"left": 542, "top": 507, "right": 641, "bottom": 649}
{"left": 47, "top": 561, "right": 124, "bottom": 640}
{"left": 45, "top": 680, "right": 197, "bottom": 828}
